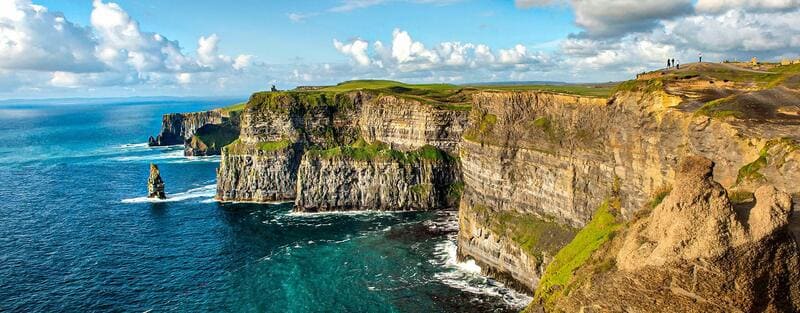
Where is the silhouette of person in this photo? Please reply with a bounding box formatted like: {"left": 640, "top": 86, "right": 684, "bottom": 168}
{"left": 699, "top": 53, "right": 702, "bottom": 63}
{"left": 667, "top": 59, "right": 671, "bottom": 68}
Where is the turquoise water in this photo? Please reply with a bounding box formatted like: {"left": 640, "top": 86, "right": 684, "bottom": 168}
{"left": 0, "top": 99, "right": 528, "bottom": 312}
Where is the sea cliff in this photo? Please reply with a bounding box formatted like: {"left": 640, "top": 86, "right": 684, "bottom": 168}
{"left": 170, "top": 66, "right": 800, "bottom": 311}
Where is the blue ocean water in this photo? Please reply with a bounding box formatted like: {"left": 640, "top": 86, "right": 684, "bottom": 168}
{"left": 0, "top": 98, "right": 529, "bottom": 312}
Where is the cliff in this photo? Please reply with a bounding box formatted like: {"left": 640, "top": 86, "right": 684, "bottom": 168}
{"left": 215, "top": 87, "right": 469, "bottom": 209}
{"left": 215, "top": 91, "right": 365, "bottom": 203}
{"left": 456, "top": 82, "right": 800, "bottom": 293}
{"left": 294, "top": 143, "right": 462, "bottom": 212}
{"left": 160, "top": 72, "right": 800, "bottom": 309}
{"left": 149, "top": 109, "right": 225, "bottom": 146}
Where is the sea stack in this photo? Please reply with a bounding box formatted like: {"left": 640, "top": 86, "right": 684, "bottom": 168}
{"left": 147, "top": 163, "right": 166, "bottom": 199}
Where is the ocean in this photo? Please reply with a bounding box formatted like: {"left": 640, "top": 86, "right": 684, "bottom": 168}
{"left": 0, "top": 98, "right": 529, "bottom": 312}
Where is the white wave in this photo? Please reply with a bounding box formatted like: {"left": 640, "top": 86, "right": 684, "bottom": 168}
{"left": 112, "top": 150, "right": 185, "bottom": 162}
{"left": 431, "top": 219, "right": 533, "bottom": 308}
{"left": 121, "top": 184, "right": 216, "bottom": 203}
{"left": 116, "top": 143, "right": 150, "bottom": 150}
{"left": 286, "top": 210, "right": 400, "bottom": 217}
{"left": 169, "top": 155, "right": 221, "bottom": 163}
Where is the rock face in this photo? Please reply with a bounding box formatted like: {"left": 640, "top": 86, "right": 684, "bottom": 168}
{"left": 184, "top": 123, "right": 239, "bottom": 156}
{"left": 216, "top": 144, "right": 302, "bottom": 202}
{"left": 148, "top": 110, "right": 225, "bottom": 146}
{"left": 294, "top": 153, "right": 461, "bottom": 212}
{"left": 359, "top": 96, "right": 469, "bottom": 154}
{"left": 147, "top": 163, "right": 166, "bottom": 199}
{"left": 216, "top": 91, "right": 468, "bottom": 208}
{"left": 216, "top": 91, "right": 365, "bottom": 203}
{"left": 456, "top": 89, "right": 800, "bottom": 293}
{"left": 204, "top": 82, "right": 800, "bottom": 307}
{"left": 549, "top": 156, "right": 800, "bottom": 312}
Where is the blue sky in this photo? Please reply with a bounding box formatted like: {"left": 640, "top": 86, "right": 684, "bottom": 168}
{"left": 34, "top": 1, "right": 576, "bottom": 62}
{"left": 2, "top": 0, "right": 799, "bottom": 99}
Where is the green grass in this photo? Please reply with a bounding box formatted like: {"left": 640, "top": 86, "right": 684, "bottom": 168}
{"left": 463, "top": 112, "right": 497, "bottom": 142}
{"left": 469, "top": 84, "right": 617, "bottom": 98}
{"left": 695, "top": 96, "right": 744, "bottom": 119}
{"left": 308, "top": 137, "right": 454, "bottom": 164}
{"left": 257, "top": 139, "right": 292, "bottom": 152}
{"left": 447, "top": 182, "right": 465, "bottom": 201}
{"left": 533, "top": 199, "right": 623, "bottom": 310}
{"left": 613, "top": 78, "right": 664, "bottom": 94}
{"left": 318, "top": 80, "right": 459, "bottom": 92}
{"left": 221, "top": 102, "right": 247, "bottom": 113}
{"left": 222, "top": 138, "right": 292, "bottom": 155}
{"left": 734, "top": 138, "right": 800, "bottom": 186}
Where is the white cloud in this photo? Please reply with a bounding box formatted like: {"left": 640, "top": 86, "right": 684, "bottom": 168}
{"left": 696, "top": 0, "right": 800, "bottom": 13}
{"left": 330, "top": 0, "right": 386, "bottom": 12}
{"left": 0, "top": 0, "right": 256, "bottom": 97}
{"left": 332, "top": 28, "right": 554, "bottom": 81}
{"left": 334, "top": 38, "right": 371, "bottom": 66}
{"left": 0, "top": 0, "right": 104, "bottom": 72}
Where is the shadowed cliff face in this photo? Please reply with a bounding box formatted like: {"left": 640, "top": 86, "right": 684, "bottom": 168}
{"left": 542, "top": 156, "right": 800, "bottom": 313}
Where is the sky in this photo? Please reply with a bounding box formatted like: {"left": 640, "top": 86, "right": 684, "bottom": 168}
{"left": 1, "top": 0, "right": 799, "bottom": 99}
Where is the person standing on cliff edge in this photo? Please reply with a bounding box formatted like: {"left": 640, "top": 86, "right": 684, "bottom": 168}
{"left": 699, "top": 52, "right": 703, "bottom": 63}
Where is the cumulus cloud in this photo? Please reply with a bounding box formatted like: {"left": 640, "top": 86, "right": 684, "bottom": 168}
{"left": 0, "top": 0, "right": 255, "bottom": 96}
{"left": 0, "top": 0, "right": 104, "bottom": 72}
{"left": 334, "top": 38, "right": 371, "bottom": 66}
{"left": 696, "top": 0, "right": 800, "bottom": 13}
{"left": 332, "top": 28, "right": 553, "bottom": 81}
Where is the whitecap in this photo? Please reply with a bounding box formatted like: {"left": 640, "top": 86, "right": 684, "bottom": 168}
{"left": 112, "top": 150, "right": 185, "bottom": 162}
{"left": 121, "top": 184, "right": 216, "bottom": 203}
{"left": 286, "top": 210, "right": 399, "bottom": 217}
{"left": 431, "top": 218, "right": 533, "bottom": 308}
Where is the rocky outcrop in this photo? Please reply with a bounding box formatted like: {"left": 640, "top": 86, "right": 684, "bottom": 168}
{"left": 546, "top": 156, "right": 800, "bottom": 312}
{"left": 294, "top": 151, "right": 461, "bottom": 212}
{"left": 147, "top": 163, "right": 166, "bottom": 199}
{"left": 149, "top": 110, "right": 225, "bottom": 146}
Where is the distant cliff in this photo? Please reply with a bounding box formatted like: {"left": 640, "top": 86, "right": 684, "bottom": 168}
{"left": 149, "top": 108, "right": 242, "bottom": 156}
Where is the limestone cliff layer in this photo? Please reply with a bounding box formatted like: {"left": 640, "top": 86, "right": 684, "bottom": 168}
{"left": 215, "top": 91, "right": 468, "bottom": 209}
{"left": 294, "top": 152, "right": 461, "bottom": 212}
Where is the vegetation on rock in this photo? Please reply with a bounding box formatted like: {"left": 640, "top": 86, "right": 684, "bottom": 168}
{"left": 533, "top": 199, "right": 622, "bottom": 310}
